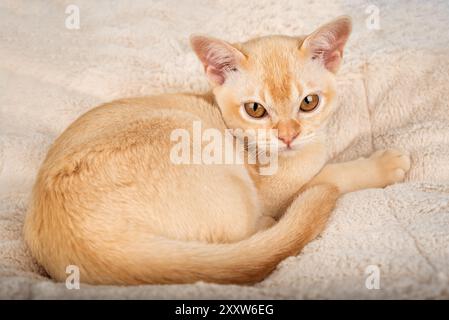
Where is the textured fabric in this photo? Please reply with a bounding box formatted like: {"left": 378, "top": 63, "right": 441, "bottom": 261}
{"left": 1, "top": 0, "right": 448, "bottom": 299}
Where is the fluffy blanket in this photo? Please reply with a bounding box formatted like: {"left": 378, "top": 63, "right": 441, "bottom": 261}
{"left": 1, "top": 0, "right": 448, "bottom": 299}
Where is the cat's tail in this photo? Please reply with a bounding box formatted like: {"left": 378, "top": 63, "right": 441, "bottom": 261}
{"left": 79, "top": 183, "right": 339, "bottom": 285}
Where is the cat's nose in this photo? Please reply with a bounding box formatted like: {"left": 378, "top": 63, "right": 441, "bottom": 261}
{"left": 275, "top": 119, "right": 300, "bottom": 147}
{"left": 278, "top": 132, "right": 299, "bottom": 147}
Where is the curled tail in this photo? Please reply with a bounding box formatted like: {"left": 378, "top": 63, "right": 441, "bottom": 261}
{"left": 78, "top": 184, "right": 339, "bottom": 285}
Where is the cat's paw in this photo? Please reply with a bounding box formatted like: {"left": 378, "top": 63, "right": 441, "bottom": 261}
{"left": 369, "top": 149, "right": 411, "bottom": 187}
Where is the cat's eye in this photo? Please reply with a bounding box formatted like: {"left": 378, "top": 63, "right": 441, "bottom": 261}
{"left": 243, "top": 102, "right": 267, "bottom": 119}
{"left": 300, "top": 94, "right": 320, "bottom": 112}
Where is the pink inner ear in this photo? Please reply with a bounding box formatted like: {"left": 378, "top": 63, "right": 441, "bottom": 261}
{"left": 305, "top": 18, "right": 351, "bottom": 73}
{"left": 309, "top": 34, "right": 347, "bottom": 72}
{"left": 206, "top": 66, "right": 226, "bottom": 85}
{"left": 313, "top": 38, "right": 346, "bottom": 72}
{"left": 323, "top": 51, "right": 341, "bottom": 72}
{"left": 191, "top": 36, "right": 243, "bottom": 86}
{"left": 204, "top": 49, "right": 238, "bottom": 85}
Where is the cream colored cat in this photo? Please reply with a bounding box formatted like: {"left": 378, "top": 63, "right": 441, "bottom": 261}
{"left": 24, "top": 17, "right": 410, "bottom": 285}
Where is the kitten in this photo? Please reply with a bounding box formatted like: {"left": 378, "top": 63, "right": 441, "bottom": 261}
{"left": 23, "top": 17, "right": 410, "bottom": 285}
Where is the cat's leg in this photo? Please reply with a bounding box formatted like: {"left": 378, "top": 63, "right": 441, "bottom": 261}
{"left": 307, "top": 149, "right": 411, "bottom": 193}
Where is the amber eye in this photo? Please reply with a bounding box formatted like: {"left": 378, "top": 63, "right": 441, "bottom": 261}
{"left": 243, "top": 102, "right": 267, "bottom": 118}
{"left": 300, "top": 94, "right": 320, "bottom": 112}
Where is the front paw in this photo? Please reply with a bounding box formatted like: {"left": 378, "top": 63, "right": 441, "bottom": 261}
{"left": 369, "top": 149, "right": 411, "bottom": 187}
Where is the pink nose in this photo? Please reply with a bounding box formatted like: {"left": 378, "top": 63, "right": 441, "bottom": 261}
{"left": 278, "top": 132, "right": 299, "bottom": 146}
{"left": 275, "top": 119, "right": 300, "bottom": 147}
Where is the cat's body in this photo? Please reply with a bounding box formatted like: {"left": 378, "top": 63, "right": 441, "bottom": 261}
{"left": 24, "top": 17, "right": 411, "bottom": 285}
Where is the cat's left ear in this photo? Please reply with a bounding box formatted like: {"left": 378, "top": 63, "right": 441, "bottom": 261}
{"left": 300, "top": 16, "right": 352, "bottom": 73}
{"left": 190, "top": 35, "right": 246, "bottom": 86}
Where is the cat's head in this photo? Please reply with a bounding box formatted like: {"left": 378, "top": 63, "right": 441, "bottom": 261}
{"left": 191, "top": 17, "right": 351, "bottom": 156}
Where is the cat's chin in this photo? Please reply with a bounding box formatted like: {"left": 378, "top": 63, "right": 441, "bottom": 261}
{"left": 278, "top": 145, "right": 302, "bottom": 157}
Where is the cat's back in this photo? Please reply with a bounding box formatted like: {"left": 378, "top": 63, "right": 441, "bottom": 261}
{"left": 24, "top": 92, "right": 257, "bottom": 279}
{"left": 43, "top": 93, "right": 222, "bottom": 166}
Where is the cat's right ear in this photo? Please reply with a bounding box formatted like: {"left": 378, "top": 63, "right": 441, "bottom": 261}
{"left": 190, "top": 35, "right": 246, "bottom": 86}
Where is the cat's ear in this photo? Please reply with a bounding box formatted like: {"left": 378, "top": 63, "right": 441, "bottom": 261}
{"left": 190, "top": 35, "right": 246, "bottom": 86}
{"left": 300, "top": 16, "right": 352, "bottom": 73}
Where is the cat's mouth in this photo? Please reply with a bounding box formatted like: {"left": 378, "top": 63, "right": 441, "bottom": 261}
{"left": 248, "top": 133, "right": 316, "bottom": 156}
{"left": 278, "top": 144, "right": 302, "bottom": 154}
{"left": 277, "top": 134, "right": 317, "bottom": 154}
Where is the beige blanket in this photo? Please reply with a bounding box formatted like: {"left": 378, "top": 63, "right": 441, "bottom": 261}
{"left": 1, "top": 0, "right": 448, "bottom": 299}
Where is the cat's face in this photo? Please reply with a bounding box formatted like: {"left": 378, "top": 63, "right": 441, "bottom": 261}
{"left": 191, "top": 17, "right": 351, "bottom": 156}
